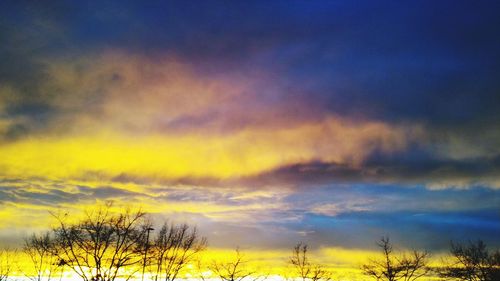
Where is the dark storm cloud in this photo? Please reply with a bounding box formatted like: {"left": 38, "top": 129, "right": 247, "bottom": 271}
{"left": 238, "top": 145, "right": 500, "bottom": 189}
{"left": 2, "top": 1, "right": 498, "bottom": 135}
{"left": 2, "top": 0, "right": 500, "bottom": 132}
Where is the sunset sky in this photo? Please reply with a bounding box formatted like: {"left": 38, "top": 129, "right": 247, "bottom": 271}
{"left": 1, "top": 0, "right": 500, "bottom": 278}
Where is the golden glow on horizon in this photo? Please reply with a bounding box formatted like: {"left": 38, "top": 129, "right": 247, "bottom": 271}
{"left": 4, "top": 247, "right": 446, "bottom": 281}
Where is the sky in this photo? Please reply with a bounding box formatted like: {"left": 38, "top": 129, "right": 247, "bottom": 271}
{"left": 1, "top": 0, "right": 500, "bottom": 276}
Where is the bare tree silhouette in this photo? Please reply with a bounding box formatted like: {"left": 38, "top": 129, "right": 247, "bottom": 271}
{"left": 0, "top": 248, "right": 13, "bottom": 281}
{"left": 361, "top": 237, "right": 430, "bottom": 281}
{"left": 439, "top": 240, "right": 500, "bottom": 281}
{"left": 148, "top": 222, "right": 207, "bottom": 281}
{"left": 210, "top": 248, "right": 265, "bottom": 281}
{"left": 49, "top": 205, "right": 148, "bottom": 281}
{"left": 289, "top": 242, "right": 331, "bottom": 281}
{"left": 23, "top": 232, "right": 60, "bottom": 281}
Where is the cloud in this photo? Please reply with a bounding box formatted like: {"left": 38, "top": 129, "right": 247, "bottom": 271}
{"left": 310, "top": 200, "right": 373, "bottom": 217}
{"left": 0, "top": 176, "right": 499, "bottom": 254}
{"left": 1, "top": 48, "right": 498, "bottom": 190}
{"left": 238, "top": 149, "right": 500, "bottom": 190}
{"left": 0, "top": 52, "right": 418, "bottom": 185}
{"left": 2, "top": 1, "right": 500, "bottom": 190}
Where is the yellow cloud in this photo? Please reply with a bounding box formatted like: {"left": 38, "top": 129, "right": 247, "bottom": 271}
{"left": 0, "top": 117, "right": 410, "bottom": 182}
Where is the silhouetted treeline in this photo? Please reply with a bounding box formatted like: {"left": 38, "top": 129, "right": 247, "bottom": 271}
{"left": 439, "top": 240, "right": 500, "bottom": 281}
{"left": 0, "top": 205, "right": 498, "bottom": 281}
{"left": 22, "top": 204, "right": 207, "bottom": 281}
